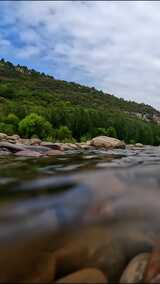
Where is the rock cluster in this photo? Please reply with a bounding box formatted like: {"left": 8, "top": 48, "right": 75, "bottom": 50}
{"left": 4, "top": 239, "right": 159, "bottom": 283}
{"left": 0, "top": 133, "right": 126, "bottom": 157}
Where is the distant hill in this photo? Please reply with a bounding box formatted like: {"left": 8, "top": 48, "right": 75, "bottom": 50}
{"left": 0, "top": 58, "right": 160, "bottom": 145}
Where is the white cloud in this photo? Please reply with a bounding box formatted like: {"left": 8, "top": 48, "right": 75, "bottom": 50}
{"left": 1, "top": 1, "right": 160, "bottom": 109}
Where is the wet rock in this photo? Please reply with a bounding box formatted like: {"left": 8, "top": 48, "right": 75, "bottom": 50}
{"left": 0, "top": 142, "right": 25, "bottom": 152}
{"left": 79, "top": 143, "right": 92, "bottom": 150}
{"left": 54, "top": 226, "right": 126, "bottom": 283}
{"left": 30, "top": 138, "right": 41, "bottom": 146}
{"left": 9, "top": 134, "right": 20, "bottom": 141}
{"left": 135, "top": 143, "right": 144, "bottom": 148}
{"left": 144, "top": 243, "right": 160, "bottom": 283}
{"left": 41, "top": 142, "right": 62, "bottom": 150}
{"left": 56, "top": 268, "right": 107, "bottom": 283}
{"left": 24, "top": 145, "right": 50, "bottom": 153}
{"left": 61, "top": 144, "right": 74, "bottom": 151}
{"left": 67, "top": 143, "right": 79, "bottom": 150}
{"left": 0, "top": 149, "right": 11, "bottom": 156}
{"left": 90, "top": 136, "right": 125, "bottom": 149}
{"left": 23, "top": 252, "right": 56, "bottom": 283}
{"left": 151, "top": 274, "right": 160, "bottom": 283}
{"left": 46, "top": 150, "right": 64, "bottom": 156}
{"left": 20, "top": 138, "right": 32, "bottom": 145}
{"left": 15, "top": 150, "right": 43, "bottom": 157}
{"left": 120, "top": 253, "right": 150, "bottom": 283}
{"left": 0, "top": 133, "right": 8, "bottom": 140}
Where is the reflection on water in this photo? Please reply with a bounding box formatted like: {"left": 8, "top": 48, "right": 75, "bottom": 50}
{"left": 0, "top": 147, "right": 160, "bottom": 282}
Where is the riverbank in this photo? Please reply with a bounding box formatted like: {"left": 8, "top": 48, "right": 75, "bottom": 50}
{"left": 0, "top": 133, "right": 146, "bottom": 157}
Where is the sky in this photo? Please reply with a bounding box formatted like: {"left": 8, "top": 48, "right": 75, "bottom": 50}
{"left": 1, "top": 1, "right": 160, "bottom": 109}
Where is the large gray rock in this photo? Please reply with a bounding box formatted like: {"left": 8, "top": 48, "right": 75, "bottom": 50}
{"left": 24, "top": 145, "right": 50, "bottom": 153}
{"left": 90, "top": 136, "right": 125, "bottom": 149}
{"left": 0, "top": 142, "right": 25, "bottom": 152}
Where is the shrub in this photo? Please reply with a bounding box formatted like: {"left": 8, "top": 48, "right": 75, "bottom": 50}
{"left": 80, "top": 134, "right": 91, "bottom": 142}
{"left": 92, "top": 128, "right": 107, "bottom": 137}
{"left": 4, "top": 113, "right": 19, "bottom": 131}
{"left": 106, "top": 126, "right": 117, "bottom": 138}
{"left": 56, "top": 126, "right": 72, "bottom": 141}
{"left": 0, "top": 123, "right": 15, "bottom": 135}
{"left": 18, "top": 113, "right": 53, "bottom": 139}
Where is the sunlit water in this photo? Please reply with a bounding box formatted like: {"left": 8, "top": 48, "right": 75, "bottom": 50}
{"left": 1, "top": 146, "right": 160, "bottom": 282}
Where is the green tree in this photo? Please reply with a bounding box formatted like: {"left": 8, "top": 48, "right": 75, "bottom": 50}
{"left": 18, "top": 113, "right": 53, "bottom": 139}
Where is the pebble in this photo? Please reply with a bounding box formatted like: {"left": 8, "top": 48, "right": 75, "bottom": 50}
{"left": 56, "top": 268, "right": 107, "bottom": 283}
{"left": 120, "top": 253, "right": 150, "bottom": 283}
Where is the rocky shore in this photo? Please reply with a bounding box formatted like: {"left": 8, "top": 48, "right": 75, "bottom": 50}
{"left": 0, "top": 133, "right": 137, "bottom": 158}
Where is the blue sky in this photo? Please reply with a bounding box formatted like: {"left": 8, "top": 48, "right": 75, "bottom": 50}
{"left": 1, "top": 1, "right": 160, "bottom": 109}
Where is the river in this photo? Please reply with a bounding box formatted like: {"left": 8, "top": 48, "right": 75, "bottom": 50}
{"left": 0, "top": 146, "right": 160, "bottom": 283}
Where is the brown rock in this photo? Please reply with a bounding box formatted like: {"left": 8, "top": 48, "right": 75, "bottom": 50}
{"left": 23, "top": 252, "right": 56, "bottom": 283}
{"left": 30, "top": 138, "right": 41, "bottom": 146}
{"left": 9, "top": 134, "right": 20, "bottom": 140}
{"left": 15, "top": 150, "right": 43, "bottom": 157}
{"left": 54, "top": 226, "right": 126, "bottom": 283}
{"left": 46, "top": 150, "right": 63, "bottom": 156}
{"left": 79, "top": 143, "right": 92, "bottom": 150}
{"left": 120, "top": 253, "right": 150, "bottom": 283}
{"left": 144, "top": 243, "right": 160, "bottom": 283}
{"left": 90, "top": 136, "right": 125, "bottom": 149}
{"left": 0, "top": 133, "right": 8, "bottom": 140}
{"left": 56, "top": 268, "right": 107, "bottom": 283}
{"left": 41, "top": 142, "right": 62, "bottom": 150}
{"left": 135, "top": 143, "right": 144, "bottom": 148}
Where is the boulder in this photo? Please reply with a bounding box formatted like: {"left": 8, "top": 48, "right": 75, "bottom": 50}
{"left": 24, "top": 145, "right": 50, "bottom": 153}
{"left": 0, "top": 133, "right": 8, "bottom": 140}
{"left": 135, "top": 143, "right": 144, "bottom": 148}
{"left": 79, "top": 143, "right": 92, "bottom": 150}
{"left": 9, "top": 134, "right": 20, "bottom": 141}
{"left": 15, "top": 150, "right": 43, "bottom": 157}
{"left": 41, "top": 142, "right": 62, "bottom": 150}
{"left": 90, "top": 136, "right": 125, "bottom": 149}
{"left": 30, "top": 138, "right": 41, "bottom": 146}
{"left": 0, "top": 142, "right": 25, "bottom": 152}
{"left": 56, "top": 268, "right": 107, "bottom": 283}
{"left": 120, "top": 253, "right": 150, "bottom": 283}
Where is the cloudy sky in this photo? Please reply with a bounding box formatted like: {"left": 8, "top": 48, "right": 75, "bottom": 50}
{"left": 1, "top": 1, "right": 160, "bottom": 109}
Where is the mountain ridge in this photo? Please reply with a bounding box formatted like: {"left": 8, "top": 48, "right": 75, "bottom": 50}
{"left": 0, "top": 58, "right": 160, "bottom": 145}
{"left": 0, "top": 58, "right": 159, "bottom": 117}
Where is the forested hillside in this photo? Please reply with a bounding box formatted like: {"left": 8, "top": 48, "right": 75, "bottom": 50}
{"left": 0, "top": 58, "right": 160, "bottom": 145}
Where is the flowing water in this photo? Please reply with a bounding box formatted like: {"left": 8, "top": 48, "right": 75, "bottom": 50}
{"left": 1, "top": 146, "right": 160, "bottom": 282}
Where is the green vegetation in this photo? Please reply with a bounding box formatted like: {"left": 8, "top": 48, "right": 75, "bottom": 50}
{"left": 18, "top": 113, "right": 53, "bottom": 139}
{"left": 0, "top": 58, "right": 160, "bottom": 145}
